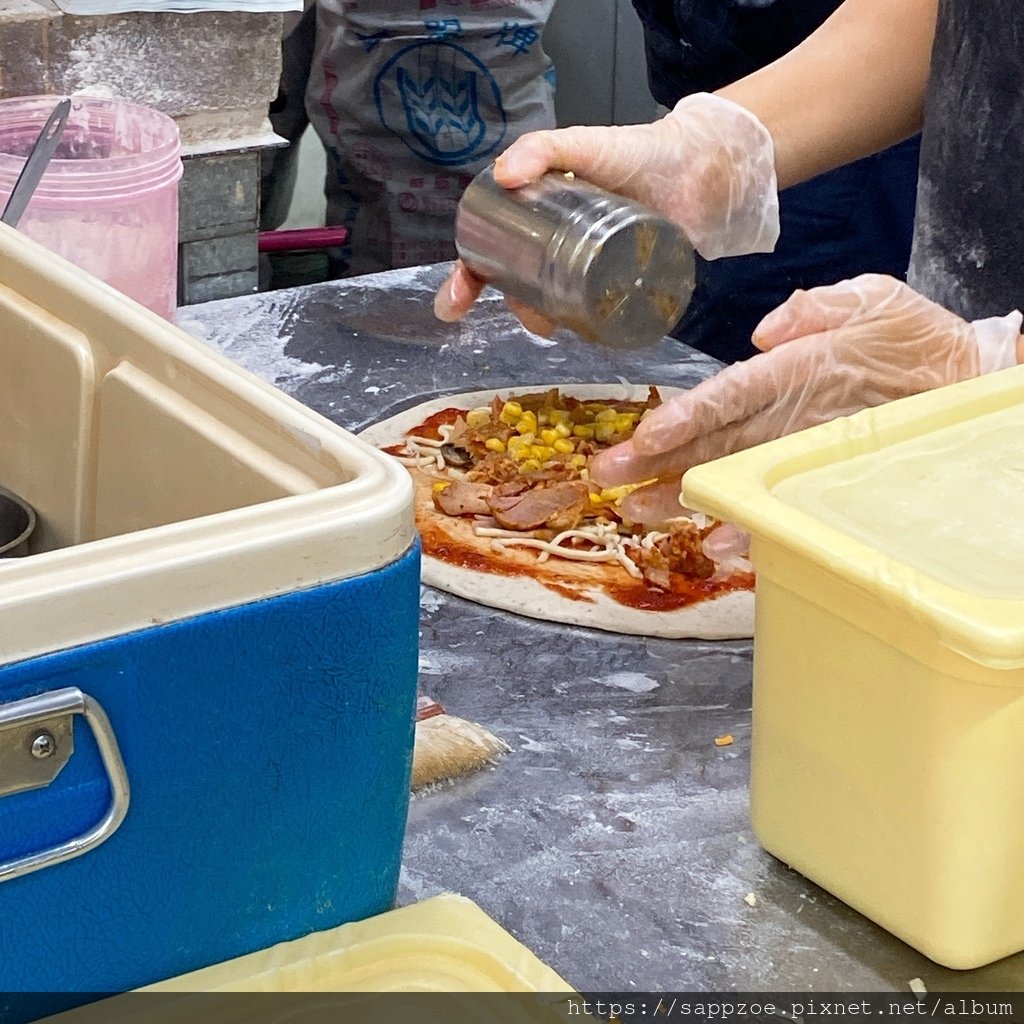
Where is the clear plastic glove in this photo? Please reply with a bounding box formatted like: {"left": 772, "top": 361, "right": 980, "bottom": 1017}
{"left": 591, "top": 275, "right": 1023, "bottom": 526}
{"left": 434, "top": 93, "right": 779, "bottom": 327}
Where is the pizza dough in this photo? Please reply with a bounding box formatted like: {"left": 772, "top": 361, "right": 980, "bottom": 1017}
{"left": 361, "top": 384, "right": 754, "bottom": 640}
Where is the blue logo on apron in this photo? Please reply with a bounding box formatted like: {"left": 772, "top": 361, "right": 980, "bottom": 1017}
{"left": 374, "top": 41, "right": 507, "bottom": 167}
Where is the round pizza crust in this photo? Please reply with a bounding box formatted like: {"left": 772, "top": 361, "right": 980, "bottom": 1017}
{"left": 361, "top": 383, "right": 754, "bottom": 640}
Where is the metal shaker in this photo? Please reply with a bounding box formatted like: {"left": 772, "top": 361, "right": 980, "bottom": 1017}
{"left": 455, "top": 165, "right": 695, "bottom": 347}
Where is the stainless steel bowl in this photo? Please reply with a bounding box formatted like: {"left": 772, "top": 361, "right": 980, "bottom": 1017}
{"left": 0, "top": 485, "right": 35, "bottom": 557}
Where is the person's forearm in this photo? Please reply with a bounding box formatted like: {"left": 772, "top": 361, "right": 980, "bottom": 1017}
{"left": 718, "top": 0, "right": 938, "bottom": 189}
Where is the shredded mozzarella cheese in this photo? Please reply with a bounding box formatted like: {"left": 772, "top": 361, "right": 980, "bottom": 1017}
{"left": 398, "top": 424, "right": 459, "bottom": 472}
{"left": 473, "top": 523, "right": 644, "bottom": 578}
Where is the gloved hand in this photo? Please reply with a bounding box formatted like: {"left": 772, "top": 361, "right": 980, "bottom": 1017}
{"left": 434, "top": 92, "right": 779, "bottom": 329}
{"left": 591, "top": 275, "right": 1024, "bottom": 526}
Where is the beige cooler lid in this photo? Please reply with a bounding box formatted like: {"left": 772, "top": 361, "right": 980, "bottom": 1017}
{"left": 683, "top": 366, "right": 1024, "bottom": 671}
{"left": 0, "top": 224, "right": 413, "bottom": 667}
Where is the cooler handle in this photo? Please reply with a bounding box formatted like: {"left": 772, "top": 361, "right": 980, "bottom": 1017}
{"left": 0, "top": 687, "right": 130, "bottom": 884}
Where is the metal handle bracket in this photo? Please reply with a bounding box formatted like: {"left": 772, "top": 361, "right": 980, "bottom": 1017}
{"left": 0, "top": 687, "right": 130, "bottom": 884}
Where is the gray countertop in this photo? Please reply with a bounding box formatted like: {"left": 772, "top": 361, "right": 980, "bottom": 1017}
{"left": 177, "top": 264, "right": 1024, "bottom": 995}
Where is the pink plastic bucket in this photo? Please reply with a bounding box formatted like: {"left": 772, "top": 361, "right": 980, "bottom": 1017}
{"left": 0, "top": 95, "right": 183, "bottom": 318}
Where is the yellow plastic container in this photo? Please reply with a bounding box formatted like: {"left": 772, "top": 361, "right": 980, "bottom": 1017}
{"left": 143, "top": 894, "right": 574, "bottom": 993}
{"left": 43, "top": 895, "right": 576, "bottom": 1023}
{"left": 682, "top": 366, "right": 1024, "bottom": 970}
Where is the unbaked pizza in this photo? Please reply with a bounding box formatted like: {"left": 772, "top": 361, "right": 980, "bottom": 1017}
{"left": 360, "top": 384, "right": 754, "bottom": 638}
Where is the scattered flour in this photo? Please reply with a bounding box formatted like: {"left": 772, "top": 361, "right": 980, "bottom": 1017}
{"left": 176, "top": 293, "right": 328, "bottom": 385}
{"left": 417, "top": 650, "right": 478, "bottom": 676}
{"left": 519, "top": 734, "right": 555, "bottom": 754}
{"left": 596, "top": 671, "right": 660, "bottom": 693}
{"left": 419, "top": 587, "right": 446, "bottom": 613}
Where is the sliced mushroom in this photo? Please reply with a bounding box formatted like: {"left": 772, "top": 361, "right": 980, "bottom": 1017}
{"left": 440, "top": 443, "right": 474, "bottom": 468}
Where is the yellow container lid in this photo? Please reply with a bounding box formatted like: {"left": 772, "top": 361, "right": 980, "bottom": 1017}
{"left": 682, "top": 366, "right": 1024, "bottom": 670}
{"left": 42, "top": 897, "right": 577, "bottom": 1024}
{"left": 141, "top": 894, "right": 574, "bottom": 994}
{"left": 42, "top": 895, "right": 574, "bottom": 1021}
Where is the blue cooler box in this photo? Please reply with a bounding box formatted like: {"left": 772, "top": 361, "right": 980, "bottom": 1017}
{"left": 0, "top": 226, "right": 420, "bottom": 1000}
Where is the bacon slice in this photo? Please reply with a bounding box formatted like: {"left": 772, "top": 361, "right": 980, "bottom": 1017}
{"left": 492, "top": 480, "right": 532, "bottom": 499}
{"left": 433, "top": 480, "right": 493, "bottom": 517}
{"left": 486, "top": 481, "right": 590, "bottom": 532}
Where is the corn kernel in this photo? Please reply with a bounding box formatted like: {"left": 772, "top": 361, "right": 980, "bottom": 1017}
{"left": 466, "top": 407, "right": 491, "bottom": 427}
{"left": 548, "top": 409, "right": 571, "bottom": 425}
{"left": 537, "top": 412, "right": 549, "bottom": 425}
{"left": 501, "top": 400, "right": 523, "bottom": 420}
{"left": 520, "top": 458, "right": 541, "bottom": 472}
{"left": 570, "top": 454, "right": 587, "bottom": 468}
{"left": 595, "top": 408, "right": 617, "bottom": 423}
{"left": 484, "top": 437, "right": 506, "bottom": 453}
{"left": 517, "top": 431, "right": 535, "bottom": 446}
{"left": 516, "top": 418, "right": 537, "bottom": 435}
{"left": 595, "top": 423, "right": 616, "bottom": 442}
{"left": 614, "top": 414, "right": 634, "bottom": 434}
{"left": 433, "top": 481, "right": 452, "bottom": 493}
{"left": 572, "top": 424, "right": 595, "bottom": 439}
{"left": 553, "top": 438, "right": 575, "bottom": 454}
{"left": 589, "top": 493, "right": 603, "bottom": 505}
{"left": 540, "top": 428, "right": 558, "bottom": 445}
{"left": 553, "top": 421, "right": 572, "bottom": 438}
{"left": 530, "top": 445, "right": 555, "bottom": 461}
{"left": 509, "top": 446, "right": 528, "bottom": 461}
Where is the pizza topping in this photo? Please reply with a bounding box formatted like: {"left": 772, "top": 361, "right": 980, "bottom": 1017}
{"left": 402, "top": 389, "right": 661, "bottom": 484}
{"left": 398, "top": 423, "right": 463, "bottom": 473}
{"left": 702, "top": 522, "right": 750, "bottom": 561}
{"left": 702, "top": 523, "right": 754, "bottom": 579}
{"left": 486, "top": 480, "right": 590, "bottom": 532}
{"left": 476, "top": 520, "right": 644, "bottom": 578}
{"left": 406, "top": 430, "right": 448, "bottom": 449}
{"left": 440, "top": 444, "right": 474, "bottom": 469}
{"left": 634, "top": 519, "right": 717, "bottom": 588}
{"left": 492, "top": 480, "right": 531, "bottom": 498}
{"left": 433, "top": 480, "right": 493, "bottom": 517}
{"left": 386, "top": 387, "right": 752, "bottom": 594}
{"left": 467, "top": 452, "right": 525, "bottom": 484}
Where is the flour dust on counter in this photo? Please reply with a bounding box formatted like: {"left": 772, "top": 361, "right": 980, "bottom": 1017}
{"left": 176, "top": 291, "right": 329, "bottom": 386}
